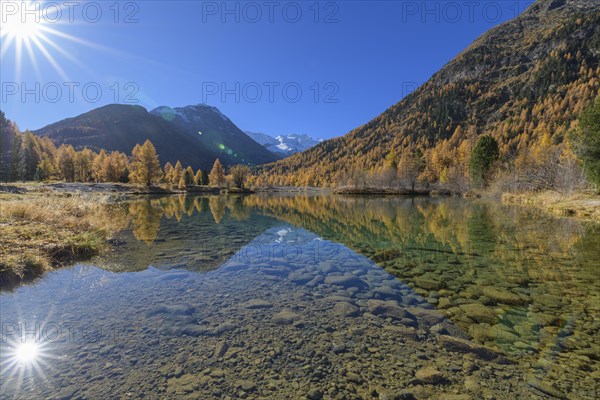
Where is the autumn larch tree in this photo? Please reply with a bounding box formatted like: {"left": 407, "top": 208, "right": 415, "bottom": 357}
{"left": 194, "top": 169, "right": 203, "bottom": 185}
{"left": 230, "top": 165, "right": 251, "bottom": 189}
{"left": 129, "top": 140, "right": 162, "bottom": 186}
{"left": 74, "top": 148, "right": 96, "bottom": 182}
{"left": 21, "top": 131, "right": 43, "bottom": 181}
{"left": 163, "top": 162, "right": 174, "bottom": 184}
{"left": 178, "top": 168, "right": 192, "bottom": 189}
{"left": 170, "top": 161, "right": 183, "bottom": 186}
{"left": 56, "top": 144, "right": 77, "bottom": 182}
{"left": 186, "top": 166, "right": 194, "bottom": 182}
{"left": 93, "top": 150, "right": 108, "bottom": 182}
{"left": 35, "top": 157, "right": 55, "bottom": 181}
{"left": 105, "top": 151, "right": 129, "bottom": 182}
{"left": 209, "top": 159, "right": 226, "bottom": 187}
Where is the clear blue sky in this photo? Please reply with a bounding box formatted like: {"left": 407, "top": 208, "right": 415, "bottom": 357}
{"left": 1, "top": 0, "right": 535, "bottom": 138}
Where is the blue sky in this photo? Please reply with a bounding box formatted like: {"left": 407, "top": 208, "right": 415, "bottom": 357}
{"left": 1, "top": 0, "right": 535, "bottom": 138}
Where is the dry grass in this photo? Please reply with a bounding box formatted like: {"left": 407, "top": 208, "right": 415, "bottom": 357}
{"left": 0, "top": 193, "right": 122, "bottom": 289}
{"left": 502, "top": 191, "right": 600, "bottom": 222}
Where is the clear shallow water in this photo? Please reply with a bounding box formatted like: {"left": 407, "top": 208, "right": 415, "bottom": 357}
{"left": 1, "top": 194, "right": 598, "bottom": 399}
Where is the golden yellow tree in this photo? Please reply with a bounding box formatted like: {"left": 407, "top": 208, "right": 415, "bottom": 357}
{"left": 194, "top": 169, "right": 203, "bottom": 185}
{"left": 129, "top": 140, "right": 162, "bottom": 186}
{"left": 169, "top": 161, "right": 183, "bottom": 185}
{"left": 209, "top": 159, "right": 226, "bottom": 187}
{"left": 104, "top": 152, "right": 129, "bottom": 182}
{"left": 93, "top": 150, "right": 108, "bottom": 182}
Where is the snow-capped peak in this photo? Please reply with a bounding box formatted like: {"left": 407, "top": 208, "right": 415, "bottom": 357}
{"left": 245, "top": 131, "right": 322, "bottom": 156}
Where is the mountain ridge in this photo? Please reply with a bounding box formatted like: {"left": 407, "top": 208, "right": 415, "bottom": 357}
{"left": 33, "top": 103, "right": 280, "bottom": 169}
{"left": 260, "top": 0, "right": 600, "bottom": 187}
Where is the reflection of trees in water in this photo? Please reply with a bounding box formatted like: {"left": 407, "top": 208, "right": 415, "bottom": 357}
{"left": 228, "top": 196, "right": 251, "bottom": 221}
{"left": 122, "top": 195, "right": 252, "bottom": 244}
{"left": 128, "top": 199, "right": 163, "bottom": 246}
{"left": 100, "top": 195, "right": 277, "bottom": 275}
{"left": 243, "top": 194, "right": 597, "bottom": 283}
{"left": 208, "top": 196, "right": 226, "bottom": 224}
{"left": 119, "top": 193, "right": 597, "bottom": 284}
{"left": 244, "top": 194, "right": 600, "bottom": 365}
{"left": 194, "top": 197, "right": 207, "bottom": 214}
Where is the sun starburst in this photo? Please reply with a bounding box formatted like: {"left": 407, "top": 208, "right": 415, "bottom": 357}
{"left": 0, "top": 1, "right": 99, "bottom": 81}
{"left": 0, "top": 337, "right": 54, "bottom": 393}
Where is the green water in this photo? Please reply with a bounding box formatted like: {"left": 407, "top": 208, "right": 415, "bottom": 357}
{"left": 1, "top": 194, "right": 598, "bottom": 399}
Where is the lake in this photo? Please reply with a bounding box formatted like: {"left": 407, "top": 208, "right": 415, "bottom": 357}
{"left": 1, "top": 194, "right": 598, "bottom": 399}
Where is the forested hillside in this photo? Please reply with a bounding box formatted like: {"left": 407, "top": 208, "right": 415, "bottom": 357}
{"left": 260, "top": 0, "right": 600, "bottom": 190}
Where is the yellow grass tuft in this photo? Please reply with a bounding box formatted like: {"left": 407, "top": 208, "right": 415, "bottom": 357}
{"left": 502, "top": 191, "right": 600, "bottom": 222}
{"left": 0, "top": 193, "right": 123, "bottom": 289}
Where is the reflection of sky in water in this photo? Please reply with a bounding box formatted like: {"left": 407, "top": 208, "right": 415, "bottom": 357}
{"left": 1, "top": 195, "right": 598, "bottom": 399}
{"left": 0, "top": 225, "right": 456, "bottom": 398}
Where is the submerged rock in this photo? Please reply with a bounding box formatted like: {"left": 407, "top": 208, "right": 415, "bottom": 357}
{"left": 405, "top": 307, "right": 445, "bottom": 327}
{"left": 459, "top": 303, "right": 497, "bottom": 324}
{"left": 213, "top": 342, "right": 228, "bottom": 358}
{"left": 147, "top": 303, "right": 196, "bottom": 317}
{"left": 167, "top": 373, "right": 198, "bottom": 395}
{"left": 415, "top": 366, "right": 443, "bottom": 384}
{"left": 56, "top": 387, "right": 78, "bottom": 400}
{"left": 243, "top": 299, "right": 273, "bottom": 309}
{"left": 332, "top": 302, "right": 360, "bottom": 318}
{"left": 482, "top": 287, "right": 528, "bottom": 305}
{"left": 273, "top": 310, "right": 300, "bottom": 325}
{"left": 324, "top": 274, "right": 366, "bottom": 288}
{"left": 437, "top": 335, "right": 500, "bottom": 361}
{"left": 238, "top": 380, "right": 257, "bottom": 392}
{"left": 531, "top": 294, "right": 563, "bottom": 309}
{"left": 373, "top": 285, "right": 401, "bottom": 299}
{"left": 323, "top": 295, "right": 354, "bottom": 303}
{"left": 526, "top": 375, "right": 567, "bottom": 399}
{"left": 288, "top": 272, "right": 314, "bottom": 284}
{"left": 414, "top": 277, "right": 444, "bottom": 291}
{"left": 212, "top": 322, "right": 238, "bottom": 335}
{"left": 368, "top": 300, "right": 415, "bottom": 321}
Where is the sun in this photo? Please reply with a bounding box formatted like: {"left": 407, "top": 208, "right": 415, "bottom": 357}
{"left": 0, "top": 1, "right": 97, "bottom": 82}
{"left": 0, "top": 11, "right": 44, "bottom": 42}
{"left": 15, "top": 342, "right": 40, "bottom": 363}
{"left": 0, "top": 338, "right": 53, "bottom": 392}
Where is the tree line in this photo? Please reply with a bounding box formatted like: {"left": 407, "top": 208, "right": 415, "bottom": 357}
{"left": 0, "top": 112, "right": 252, "bottom": 189}
{"left": 1, "top": 93, "right": 597, "bottom": 193}
{"left": 266, "top": 94, "right": 600, "bottom": 194}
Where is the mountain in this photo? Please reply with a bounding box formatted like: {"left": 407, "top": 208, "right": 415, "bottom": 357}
{"left": 150, "top": 105, "right": 280, "bottom": 165}
{"left": 245, "top": 131, "right": 323, "bottom": 156}
{"left": 261, "top": 0, "right": 600, "bottom": 186}
{"left": 34, "top": 104, "right": 280, "bottom": 169}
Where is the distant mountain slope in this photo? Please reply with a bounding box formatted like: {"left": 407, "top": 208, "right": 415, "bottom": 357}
{"left": 151, "top": 105, "right": 280, "bottom": 164}
{"left": 34, "top": 104, "right": 279, "bottom": 169}
{"left": 245, "top": 131, "right": 323, "bottom": 156}
{"left": 261, "top": 0, "right": 600, "bottom": 186}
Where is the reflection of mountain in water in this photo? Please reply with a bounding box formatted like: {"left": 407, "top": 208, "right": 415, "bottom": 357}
{"left": 98, "top": 195, "right": 279, "bottom": 273}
